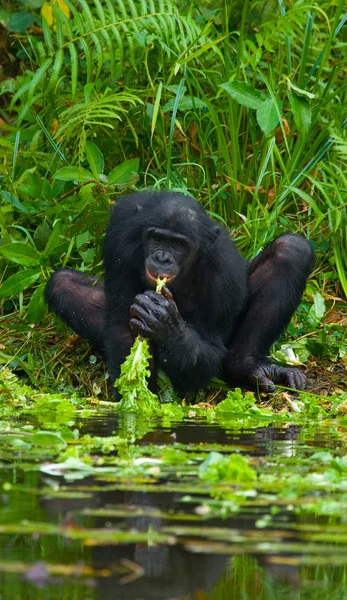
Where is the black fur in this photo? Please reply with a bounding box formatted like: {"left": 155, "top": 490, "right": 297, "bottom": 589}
{"left": 45, "top": 190, "right": 314, "bottom": 394}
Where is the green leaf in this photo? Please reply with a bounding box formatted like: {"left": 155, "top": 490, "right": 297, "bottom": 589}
{"left": 108, "top": 158, "right": 139, "bottom": 185}
{"left": 256, "top": 97, "right": 282, "bottom": 136}
{"left": 34, "top": 220, "right": 52, "bottom": 251}
{"left": 8, "top": 11, "right": 35, "bottom": 32}
{"left": 42, "top": 221, "right": 64, "bottom": 258}
{"left": 0, "top": 190, "right": 29, "bottom": 214}
{"left": 289, "top": 93, "right": 312, "bottom": 136}
{"left": 312, "top": 292, "right": 325, "bottom": 320}
{"left": 26, "top": 283, "right": 47, "bottom": 324}
{"left": 220, "top": 81, "right": 264, "bottom": 110}
{"left": 85, "top": 141, "right": 104, "bottom": 178}
{"left": 0, "top": 270, "right": 41, "bottom": 297}
{"left": 68, "top": 42, "right": 78, "bottom": 99}
{"left": 32, "top": 431, "right": 67, "bottom": 448}
{"left": 115, "top": 336, "right": 159, "bottom": 413}
{"left": 288, "top": 81, "right": 315, "bottom": 99}
{"left": 162, "top": 96, "right": 207, "bottom": 113}
{"left": 54, "top": 166, "right": 93, "bottom": 183}
{"left": 199, "top": 452, "right": 256, "bottom": 483}
{"left": 28, "top": 58, "right": 52, "bottom": 105}
{"left": 0, "top": 243, "right": 41, "bottom": 266}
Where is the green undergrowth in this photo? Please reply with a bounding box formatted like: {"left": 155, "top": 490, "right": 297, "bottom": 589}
{"left": 1, "top": 367, "right": 347, "bottom": 425}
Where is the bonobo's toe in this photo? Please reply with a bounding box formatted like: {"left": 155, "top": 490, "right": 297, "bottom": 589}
{"left": 225, "top": 355, "right": 306, "bottom": 393}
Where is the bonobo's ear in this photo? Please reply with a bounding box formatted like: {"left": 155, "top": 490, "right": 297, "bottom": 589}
{"left": 207, "top": 226, "right": 221, "bottom": 248}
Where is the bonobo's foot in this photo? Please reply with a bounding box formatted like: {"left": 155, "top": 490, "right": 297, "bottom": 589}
{"left": 225, "top": 355, "right": 306, "bottom": 393}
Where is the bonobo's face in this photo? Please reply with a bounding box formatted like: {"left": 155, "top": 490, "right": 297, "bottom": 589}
{"left": 143, "top": 227, "right": 197, "bottom": 287}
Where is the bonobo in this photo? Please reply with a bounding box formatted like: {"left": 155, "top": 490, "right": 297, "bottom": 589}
{"left": 45, "top": 190, "right": 314, "bottom": 393}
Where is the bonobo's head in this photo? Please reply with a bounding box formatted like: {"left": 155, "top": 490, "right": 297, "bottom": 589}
{"left": 143, "top": 226, "right": 199, "bottom": 287}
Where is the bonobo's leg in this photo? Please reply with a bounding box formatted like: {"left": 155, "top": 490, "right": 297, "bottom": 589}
{"left": 225, "top": 234, "right": 314, "bottom": 392}
{"left": 45, "top": 269, "right": 105, "bottom": 354}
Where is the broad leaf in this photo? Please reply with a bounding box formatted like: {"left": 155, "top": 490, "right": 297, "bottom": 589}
{"left": 162, "top": 96, "right": 207, "bottom": 113}
{"left": 85, "top": 140, "right": 104, "bottom": 178}
{"left": 220, "top": 81, "right": 264, "bottom": 110}
{"left": 0, "top": 270, "right": 40, "bottom": 297}
{"left": 0, "top": 243, "right": 41, "bottom": 266}
{"left": 8, "top": 11, "right": 35, "bottom": 32}
{"left": 54, "top": 166, "right": 93, "bottom": 183}
{"left": 256, "top": 97, "right": 282, "bottom": 136}
{"left": 289, "top": 93, "right": 312, "bottom": 136}
{"left": 26, "top": 283, "right": 47, "bottom": 323}
{"left": 313, "top": 292, "right": 325, "bottom": 320}
{"left": 108, "top": 158, "right": 139, "bottom": 185}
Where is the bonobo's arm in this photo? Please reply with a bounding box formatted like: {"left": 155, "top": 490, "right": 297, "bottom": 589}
{"left": 105, "top": 319, "right": 134, "bottom": 383}
{"left": 129, "top": 290, "right": 225, "bottom": 392}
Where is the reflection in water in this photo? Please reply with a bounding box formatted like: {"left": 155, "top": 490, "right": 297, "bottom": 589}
{"left": 0, "top": 415, "right": 346, "bottom": 599}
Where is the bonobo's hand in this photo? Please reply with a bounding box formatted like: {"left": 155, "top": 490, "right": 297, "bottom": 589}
{"left": 129, "top": 289, "right": 184, "bottom": 344}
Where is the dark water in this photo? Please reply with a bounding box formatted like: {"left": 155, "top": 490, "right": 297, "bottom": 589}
{"left": 0, "top": 414, "right": 347, "bottom": 600}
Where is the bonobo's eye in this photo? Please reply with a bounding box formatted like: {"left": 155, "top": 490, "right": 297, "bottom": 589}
{"left": 151, "top": 233, "right": 162, "bottom": 244}
{"left": 172, "top": 238, "right": 188, "bottom": 250}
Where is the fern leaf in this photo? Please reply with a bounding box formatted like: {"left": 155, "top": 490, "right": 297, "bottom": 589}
{"left": 117, "top": 0, "right": 128, "bottom": 20}
{"left": 104, "top": 0, "right": 124, "bottom": 72}
{"left": 93, "top": 0, "right": 106, "bottom": 24}
{"left": 68, "top": 43, "right": 78, "bottom": 98}
{"left": 101, "top": 29, "right": 115, "bottom": 81}
{"left": 63, "top": 0, "right": 84, "bottom": 34}
{"left": 78, "top": 0, "right": 96, "bottom": 30}
{"left": 36, "top": 41, "right": 47, "bottom": 61}
{"left": 10, "top": 80, "right": 32, "bottom": 109}
{"left": 47, "top": 49, "right": 64, "bottom": 92}
{"left": 90, "top": 32, "right": 104, "bottom": 79}
{"left": 53, "top": 5, "right": 65, "bottom": 47}
{"left": 79, "top": 38, "right": 93, "bottom": 82}
{"left": 110, "top": 25, "right": 124, "bottom": 73}
{"left": 42, "top": 16, "right": 54, "bottom": 53}
{"left": 28, "top": 58, "right": 52, "bottom": 105}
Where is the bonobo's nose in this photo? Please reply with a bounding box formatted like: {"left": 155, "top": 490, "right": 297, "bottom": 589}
{"left": 154, "top": 250, "right": 172, "bottom": 266}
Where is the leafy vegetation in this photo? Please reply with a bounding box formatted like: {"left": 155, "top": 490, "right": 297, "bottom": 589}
{"left": 1, "top": 3, "right": 347, "bottom": 596}
{"left": 0, "top": 0, "right": 346, "bottom": 397}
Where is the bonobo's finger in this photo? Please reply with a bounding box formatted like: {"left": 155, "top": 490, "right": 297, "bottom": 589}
{"left": 145, "top": 291, "right": 170, "bottom": 307}
{"left": 253, "top": 373, "right": 276, "bottom": 393}
{"left": 130, "top": 302, "right": 166, "bottom": 327}
{"left": 129, "top": 318, "right": 153, "bottom": 337}
{"left": 141, "top": 291, "right": 170, "bottom": 307}
{"left": 161, "top": 285, "right": 174, "bottom": 302}
{"left": 133, "top": 294, "right": 166, "bottom": 313}
{"left": 285, "top": 369, "right": 306, "bottom": 390}
{"left": 130, "top": 303, "right": 151, "bottom": 320}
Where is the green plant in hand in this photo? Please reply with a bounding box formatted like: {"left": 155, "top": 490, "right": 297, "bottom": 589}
{"left": 114, "top": 336, "right": 158, "bottom": 412}
{"left": 115, "top": 277, "right": 167, "bottom": 412}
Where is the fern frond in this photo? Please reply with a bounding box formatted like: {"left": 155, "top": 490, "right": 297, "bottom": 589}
{"left": 14, "top": 0, "right": 209, "bottom": 109}
{"left": 47, "top": 48, "right": 64, "bottom": 92}
{"left": 27, "top": 57, "right": 52, "bottom": 107}
{"left": 68, "top": 42, "right": 78, "bottom": 98}
{"left": 42, "top": 17, "right": 54, "bottom": 52}
{"left": 55, "top": 89, "right": 142, "bottom": 156}
{"left": 331, "top": 131, "right": 347, "bottom": 160}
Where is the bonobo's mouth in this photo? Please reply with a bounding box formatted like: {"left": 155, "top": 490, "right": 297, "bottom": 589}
{"left": 145, "top": 268, "right": 176, "bottom": 287}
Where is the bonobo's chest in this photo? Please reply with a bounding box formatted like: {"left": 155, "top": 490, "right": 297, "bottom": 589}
{"left": 175, "top": 290, "right": 196, "bottom": 317}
